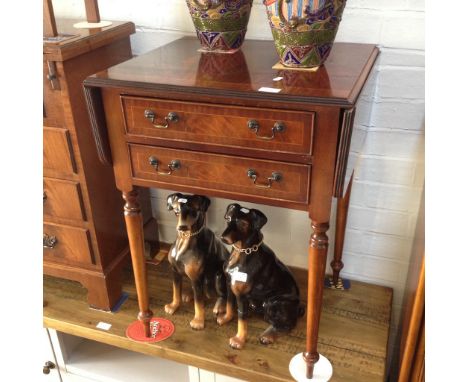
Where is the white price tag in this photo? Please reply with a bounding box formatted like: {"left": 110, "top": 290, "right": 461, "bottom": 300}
{"left": 96, "top": 322, "right": 112, "bottom": 331}
{"left": 258, "top": 87, "right": 281, "bottom": 93}
{"left": 240, "top": 208, "right": 250, "bottom": 213}
{"left": 232, "top": 271, "right": 248, "bottom": 283}
{"left": 178, "top": 198, "right": 187, "bottom": 203}
{"left": 273, "top": 76, "right": 283, "bottom": 81}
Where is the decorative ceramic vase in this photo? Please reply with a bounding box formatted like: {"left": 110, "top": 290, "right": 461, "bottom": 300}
{"left": 186, "top": 0, "right": 253, "bottom": 52}
{"left": 264, "top": 0, "right": 347, "bottom": 67}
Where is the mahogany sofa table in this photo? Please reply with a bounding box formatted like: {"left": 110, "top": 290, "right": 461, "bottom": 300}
{"left": 84, "top": 37, "right": 379, "bottom": 379}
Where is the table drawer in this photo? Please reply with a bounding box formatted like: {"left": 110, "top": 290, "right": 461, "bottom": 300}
{"left": 129, "top": 144, "right": 310, "bottom": 204}
{"left": 43, "top": 178, "right": 86, "bottom": 222}
{"left": 122, "top": 96, "right": 314, "bottom": 156}
{"left": 43, "top": 126, "right": 77, "bottom": 177}
{"left": 43, "top": 223, "right": 95, "bottom": 265}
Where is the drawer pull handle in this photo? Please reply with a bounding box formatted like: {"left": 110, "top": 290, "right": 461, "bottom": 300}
{"left": 148, "top": 156, "right": 181, "bottom": 175}
{"left": 43, "top": 361, "right": 56, "bottom": 375}
{"left": 144, "top": 110, "right": 179, "bottom": 129}
{"left": 247, "top": 120, "right": 286, "bottom": 140}
{"left": 43, "top": 234, "right": 58, "bottom": 249}
{"left": 247, "top": 169, "right": 282, "bottom": 188}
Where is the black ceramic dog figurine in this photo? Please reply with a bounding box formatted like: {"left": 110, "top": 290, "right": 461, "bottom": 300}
{"left": 165, "top": 193, "right": 229, "bottom": 330}
{"left": 218, "top": 203, "right": 304, "bottom": 349}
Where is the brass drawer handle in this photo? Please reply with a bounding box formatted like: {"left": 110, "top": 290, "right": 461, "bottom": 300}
{"left": 148, "top": 156, "right": 181, "bottom": 175}
{"left": 247, "top": 120, "right": 286, "bottom": 140}
{"left": 43, "top": 234, "right": 58, "bottom": 249}
{"left": 43, "top": 361, "right": 56, "bottom": 374}
{"left": 144, "top": 110, "right": 179, "bottom": 129}
{"left": 247, "top": 169, "right": 282, "bottom": 189}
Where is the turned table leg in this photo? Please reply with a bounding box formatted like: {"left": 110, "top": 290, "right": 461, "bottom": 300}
{"left": 123, "top": 189, "right": 153, "bottom": 337}
{"left": 303, "top": 221, "right": 329, "bottom": 379}
{"left": 331, "top": 173, "right": 353, "bottom": 286}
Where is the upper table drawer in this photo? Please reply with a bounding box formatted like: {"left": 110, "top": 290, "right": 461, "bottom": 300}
{"left": 129, "top": 144, "right": 310, "bottom": 205}
{"left": 121, "top": 96, "right": 314, "bottom": 156}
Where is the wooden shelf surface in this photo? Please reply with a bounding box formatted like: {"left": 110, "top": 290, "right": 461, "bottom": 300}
{"left": 43, "top": 252, "right": 392, "bottom": 382}
{"left": 43, "top": 18, "right": 135, "bottom": 61}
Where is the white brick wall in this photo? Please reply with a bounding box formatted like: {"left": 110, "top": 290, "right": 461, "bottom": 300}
{"left": 54, "top": 1, "right": 425, "bottom": 378}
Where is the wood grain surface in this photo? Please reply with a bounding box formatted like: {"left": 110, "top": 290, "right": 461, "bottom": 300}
{"left": 43, "top": 177, "right": 86, "bottom": 222}
{"left": 43, "top": 18, "right": 136, "bottom": 310}
{"left": 44, "top": 251, "right": 392, "bottom": 382}
{"left": 121, "top": 96, "right": 314, "bottom": 156}
{"left": 85, "top": 37, "right": 379, "bottom": 107}
{"left": 129, "top": 144, "right": 311, "bottom": 206}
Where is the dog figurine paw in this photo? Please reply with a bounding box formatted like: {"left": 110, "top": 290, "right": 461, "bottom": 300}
{"left": 166, "top": 193, "right": 230, "bottom": 330}
{"left": 221, "top": 203, "right": 304, "bottom": 349}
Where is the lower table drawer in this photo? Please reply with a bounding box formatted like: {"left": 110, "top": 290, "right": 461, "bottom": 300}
{"left": 43, "top": 177, "right": 86, "bottom": 222}
{"left": 43, "top": 223, "right": 95, "bottom": 266}
{"left": 129, "top": 144, "right": 310, "bottom": 204}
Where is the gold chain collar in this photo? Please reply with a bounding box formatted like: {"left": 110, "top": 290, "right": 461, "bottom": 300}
{"left": 231, "top": 239, "right": 263, "bottom": 255}
{"left": 177, "top": 224, "right": 205, "bottom": 238}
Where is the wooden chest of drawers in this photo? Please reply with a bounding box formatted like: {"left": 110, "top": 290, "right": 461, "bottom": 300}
{"left": 84, "top": 37, "right": 379, "bottom": 378}
{"left": 43, "top": 19, "right": 136, "bottom": 310}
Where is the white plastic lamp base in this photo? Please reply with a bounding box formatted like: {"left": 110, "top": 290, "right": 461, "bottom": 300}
{"left": 289, "top": 353, "right": 333, "bottom": 382}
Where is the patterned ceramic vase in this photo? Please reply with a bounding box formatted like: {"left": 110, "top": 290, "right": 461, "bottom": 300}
{"left": 264, "top": 0, "right": 347, "bottom": 67}
{"left": 186, "top": 0, "right": 253, "bottom": 52}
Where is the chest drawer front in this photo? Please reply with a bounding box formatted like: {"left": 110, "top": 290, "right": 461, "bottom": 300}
{"left": 43, "top": 223, "right": 95, "bottom": 265}
{"left": 122, "top": 97, "right": 314, "bottom": 156}
{"left": 43, "top": 178, "right": 86, "bottom": 222}
{"left": 43, "top": 126, "right": 77, "bottom": 177}
{"left": 129, "top": 144, "right": 310, "bottom": 204}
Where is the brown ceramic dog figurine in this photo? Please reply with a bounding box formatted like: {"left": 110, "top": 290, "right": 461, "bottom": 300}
{"left": 218, "top": 203, "right": 304, "bottom": 349}
{"left": 166, "top": 193, "right": 229, "bottom": 330}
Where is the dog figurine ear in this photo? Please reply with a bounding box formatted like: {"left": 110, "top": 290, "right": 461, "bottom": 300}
{"left": 167, "top": 193, "right": 183, "bottom": 211}
{"left": 225, "top": 203, "right": 240, "bottom": 221}
{"left": 198, "top": 195, "right": 211, "bottom": 212}
{"left": 251, "top": 209, "right": 268, "bottom": 230}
